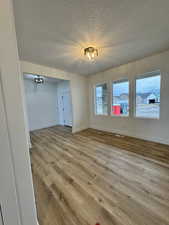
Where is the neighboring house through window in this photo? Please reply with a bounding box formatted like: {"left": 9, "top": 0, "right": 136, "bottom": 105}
{"left": 112, "top": 80, "right": 129, "bottom": 116}
{"left": 135, "top": 71, "right": 161, "bottom": 119}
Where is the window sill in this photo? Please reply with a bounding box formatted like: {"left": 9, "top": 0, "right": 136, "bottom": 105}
{"left": 95, "top": 114, "right": 108, "bottom": 117}
{"left": 134, "top": 116, "right": 160, "bottom": 120}
{"left": 111, "top": 113, "right": 129, "bottom": 118}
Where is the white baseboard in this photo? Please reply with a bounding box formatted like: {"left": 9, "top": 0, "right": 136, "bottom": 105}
{"left": 72, "top": 125, "right": 89, "bottom": 133}
{"left": 30, "top": 123, "right": 59, "bottom": 132}
{"left": 90, "top": 124, "right": 169, "bottom": 145}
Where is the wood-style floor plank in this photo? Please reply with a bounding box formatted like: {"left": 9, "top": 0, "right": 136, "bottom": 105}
{"left": 79, "top": 128, "right": 169, "bottom": 165}
{"left": 30, "top": 126, "right": 169, "bottom": 225}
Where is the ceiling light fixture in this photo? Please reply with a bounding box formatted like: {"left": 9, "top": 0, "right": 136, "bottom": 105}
{"left": 34, "top": 75, "right": 44, "bottom": 84}
{"left": 84, "top": 47, "right": 98, "bottom": 61}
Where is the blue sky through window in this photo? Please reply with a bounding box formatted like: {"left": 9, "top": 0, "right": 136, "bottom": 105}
{"left": 113, "top": 75, "right": 160, "bottom": 96}
{"left": 136, "top": 75, "right": 160, "bottom": 94}
{"left": 96, "top": 86, "right": 102, "bottom": 97}
{"left": 113, "top": 81, "right": 129, "bottom": 96}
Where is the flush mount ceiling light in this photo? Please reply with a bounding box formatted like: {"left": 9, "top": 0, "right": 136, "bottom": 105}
{"left": 34, "top": 75, "right": 44, "bottom": 84}
{"left": 84, "top": 47, "right": 98, "bottom": 61}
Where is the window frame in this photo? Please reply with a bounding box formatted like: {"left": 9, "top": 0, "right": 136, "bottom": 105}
{"left": 94, "top": 82, "right": 109, "bottom": 116}
{"left": 134, "top": 70, "right": 161, "bottom": 120}
{"left": 111, "top": 79, "right": 130, "bottom": 117}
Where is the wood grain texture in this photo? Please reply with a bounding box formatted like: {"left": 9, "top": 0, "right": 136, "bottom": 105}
{"left": 31, "top": 126, "right": 169, "bottom": 225}
{"left": 79, "top": 128, "right": 169, "bottom": 165}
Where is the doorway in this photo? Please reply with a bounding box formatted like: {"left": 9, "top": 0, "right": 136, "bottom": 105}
{"left": 56, "top": 80, "right": 72, "bottom": 127}
{"left": 23, "top": 73, "right": 73, "bottom": 132}
{"left": 58, "top": 90, "right": 72, "bottom": 127}
{"left": 61, "top": 92, "right": 72, "bottom": 126}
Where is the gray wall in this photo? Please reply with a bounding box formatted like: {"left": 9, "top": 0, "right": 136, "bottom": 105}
{"left": 24, "top": 78, "right": 58, "bottom": 131}
{"left": 88, "top": 50, "right": 169, "bottom": 145}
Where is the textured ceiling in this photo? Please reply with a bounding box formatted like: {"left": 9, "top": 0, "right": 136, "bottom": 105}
{"left": 13, "top": 0, "right": 169, "bottom": 75}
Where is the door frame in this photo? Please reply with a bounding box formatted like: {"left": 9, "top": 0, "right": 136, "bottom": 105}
{"left": 0, "top": 75, "right": 21, "bottom": 225}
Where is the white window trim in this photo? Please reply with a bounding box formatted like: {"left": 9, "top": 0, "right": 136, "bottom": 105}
{"left": 134, "top": 70, "right": 161, "bottom": 120}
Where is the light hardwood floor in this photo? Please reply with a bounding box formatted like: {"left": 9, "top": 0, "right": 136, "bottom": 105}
{"left": 31, "top": 126, "right": 169, "bottom": 225}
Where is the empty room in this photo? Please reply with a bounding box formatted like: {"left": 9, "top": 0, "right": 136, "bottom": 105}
{"left": 1, "top": 1, "right": 169, "bottom": 225}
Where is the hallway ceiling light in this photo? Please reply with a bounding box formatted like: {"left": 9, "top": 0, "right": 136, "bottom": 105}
{"left": 34, "top": 75, "right": 44, "bottom": 84}
{"left": 84, "top": 47, "right": 98, "bottom": 61}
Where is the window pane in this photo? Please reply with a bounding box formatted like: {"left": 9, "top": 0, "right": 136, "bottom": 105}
{"left": 112, "top": 80, "right": 129, "bottom": 116}
{"left": 95, "top": 83, "right": 108, "bottom": 115}
{"left": 136, "top": 74, "right": 161, "bottom": 118}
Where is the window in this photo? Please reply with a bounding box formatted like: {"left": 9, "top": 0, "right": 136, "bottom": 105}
{"left": 112, "top": 80, "right": 129, "bottom": 116}
{"left": 135, "top": 72, "right": 161, "bottom": 119}
{"left": 95, "top": 83, "right": 108, "bottom": 115}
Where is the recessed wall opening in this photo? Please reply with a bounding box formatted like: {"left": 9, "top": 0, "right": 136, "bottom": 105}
{"left": 23, "top": 73, "right": 73, "bottom": 133}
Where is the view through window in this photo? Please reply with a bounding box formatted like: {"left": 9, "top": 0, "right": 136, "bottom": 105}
{"left": 95, "top": 83, "right": 108, "bottom": 115}
{"left": 112, "top": 80, "right": 129, "bottom": 116}
{"left": 135, "top": 73, "right": 161, "bottom": 118}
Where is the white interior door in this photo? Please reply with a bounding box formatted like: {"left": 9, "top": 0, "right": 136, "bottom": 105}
{"left": 0, "top": 79, "right": 21, "bottom": 225}
{"left": 62, "top": 91, "right": 72, "bottom": 126}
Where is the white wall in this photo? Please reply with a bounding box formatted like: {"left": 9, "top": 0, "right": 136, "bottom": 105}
{"left": 88, "top": 50, "right": 169, "bottom": 145}
{"left": 0, "top": 73, "right": 21, "bottom": 225}
{"left": 0, "top": 0, "right": 37, "bottom": 225}
{"left": 24, "top": 77, "right": 59, "bottom": 131}
{"left": 21, "top": 61, "right": 89, "bottom": 133}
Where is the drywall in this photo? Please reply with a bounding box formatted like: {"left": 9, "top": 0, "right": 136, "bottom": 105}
{"left": 21, "top": 61, "right": 89, "bottom": 133}
{"left": 0, "top": 0, "right": 37, "bottom": 225}
{"left": 88, "top": 50, "right": 169, "bottom": 145}
{"left": 24, "top": 77, "right": 59, "bottom": 131}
